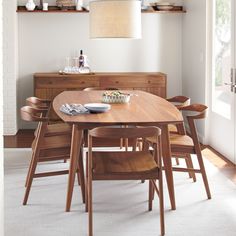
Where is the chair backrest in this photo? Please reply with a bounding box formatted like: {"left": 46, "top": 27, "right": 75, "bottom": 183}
{"left": 21, "top": 106, "right": 49, "bottom": 122}
{"left": 26, "top": 97, "right": 51, "bottom": 109}
{"left": 179, "top": 104, "right": 208, "bottom": 120}
{"left": 166, "top": 96, "right": 191, "bottom": 134}
{"left": 179, "top": 104, "right": 208, "bottom": 147}
{"left": 166, "top": 96, "right": 190, "bottom": 108}
{"left": 89, "top": 126, "right": 161, "bottom": 140}
{"left": 89, "top": 126, "right": 162, "bottom": 164}
{"left": 83, "top": 87, "right": 119, "bottom": 91}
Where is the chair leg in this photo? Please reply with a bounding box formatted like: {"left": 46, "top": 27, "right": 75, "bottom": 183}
{"left": 148, "top": 180, "right": 153, "bottom": 211}
{"left": 85, "top": 153, "right": 88, "bottom": 212}
{"left": 185, "top": 156, "right": 193, "bottom": 179}
{"left": 196, "top": 151, "right": 211, "bottom": 199}
{"left": 186, "top": 154, "right": 196, "bottom": 182}
{"left": 132, "top": 139, "right": 137, "bottom": 151}
{"left": 151, "top": 180, "right": 155, "bottom": 200}
{"left": 159, "top": 177, "right": 165, "bottom": 236}
{"left": 125, "top": 138, "right": 128, "bottom": 151}
{"left": 23, "top": 151, "right": 39, "bottom": 205}
{"left": 175, "top": 157, "right": 180, "bottom": 165}
{"left": 88, "top": 168, "right": 93, "bottom": 236}
{"left": 77, "top": 168, "right": 81, "bottom": 186}
{"left": 120, "top": 138, "right": 123, "bottom": 149}
{"left": 25, "top": 152, "right": 34, "bottom": 187}
{"left": 137, "top": 139, "right": 142, "bottom": 151}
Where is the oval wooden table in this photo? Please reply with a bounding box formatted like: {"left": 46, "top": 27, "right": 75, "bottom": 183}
{"left": 53, "top": 90, "right": 183, "bottom": 211}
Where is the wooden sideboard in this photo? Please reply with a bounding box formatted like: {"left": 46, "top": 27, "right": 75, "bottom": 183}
{"left": 34, "top": 72, "right": 167, "bottom": 120}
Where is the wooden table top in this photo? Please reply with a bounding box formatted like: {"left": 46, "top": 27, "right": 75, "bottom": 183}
{"left": 53, "top": 90, "right": 183, "bottom": 125}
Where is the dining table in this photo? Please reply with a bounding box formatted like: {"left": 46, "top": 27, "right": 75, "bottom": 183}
{"left": 53, "top": 90, "right": 184, "bottom": 212}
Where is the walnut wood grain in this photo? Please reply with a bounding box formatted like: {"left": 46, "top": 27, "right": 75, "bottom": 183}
{"left": 53, "top": 90, "right": 182, "bottom": 125}
{"left": 53, "top": 90, "right": 182, "bottom": 211}
{"left": 34, "top": 72, "right": 166, "bottom": 90}
{"left": 148, "top": 103, "right": 212, "bottom": 200}
{"left": 34, "top": 72, "right": 167, "bottom": 121}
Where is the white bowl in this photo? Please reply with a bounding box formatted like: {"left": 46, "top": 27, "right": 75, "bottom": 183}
{"left": 84, "top": 103, "right": 111, "bottom": 113}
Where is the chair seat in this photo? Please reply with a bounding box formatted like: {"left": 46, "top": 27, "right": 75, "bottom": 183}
{"left": 92, "top": 151, "right": 158, "bottom": 177}
{"left": 32, "top": 134, "right": 71, "bottom": 150}
{"left": 170, "top": 133, "right": 194, "bottom": 147}
{"left": 169, "top": 133, "right": 195, "bottom": 154}
{"left": 168, "top": 124, "right": 178, "bottom": 133}
{"left": 147, "top": 133, "right": 194, "bottom": 152}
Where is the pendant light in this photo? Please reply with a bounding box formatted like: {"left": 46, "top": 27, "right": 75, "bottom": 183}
{"left": 89, "top": 0, "right": 142, "bottom": 39}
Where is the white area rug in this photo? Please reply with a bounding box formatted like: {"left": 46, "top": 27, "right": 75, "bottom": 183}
{"left": 4, "top": 148, "right": 236, "bottom": 236}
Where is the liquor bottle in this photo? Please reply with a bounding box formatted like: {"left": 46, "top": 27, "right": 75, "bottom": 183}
{"left": 37, "top": 0, "right": 43, "bottom": 10}
{"left": 79, "top": 50, "right": 84, "bottom": 67}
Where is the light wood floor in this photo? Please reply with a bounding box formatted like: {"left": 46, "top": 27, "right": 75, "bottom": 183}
{"left": 4, "top": 130, "right": 236, "bottom": 184}
{"left": 202, "top": 146, "right": 236, "bottom": 184}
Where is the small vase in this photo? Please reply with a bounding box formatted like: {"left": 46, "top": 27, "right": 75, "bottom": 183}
{"left": 26, "top": 0, "right": 36, "bottom": 11}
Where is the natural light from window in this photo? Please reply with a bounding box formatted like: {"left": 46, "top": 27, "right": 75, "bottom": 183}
{"left": 212, "top": 0, "right": 232, "bottom": 119}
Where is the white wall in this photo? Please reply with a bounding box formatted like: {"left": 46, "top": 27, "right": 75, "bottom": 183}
{"left": 0, "top": 0, "right": 4, "bottom": 234}
{"left": 3, "top": 0, "right": 18, "bottom": 135}
{"left": 1, "top": 0, "right": 184, "bottom": 131}
{"left": 18, "top": 12, "right": 183, "bottom": 129}
{"left": 17, "top": 0, "right": 184, "bottom": 7}
{"left": 182, "top": 0, "right": 207, "bottom": 142}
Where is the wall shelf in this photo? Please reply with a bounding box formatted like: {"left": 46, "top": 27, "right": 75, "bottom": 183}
{"left": 17, "top": 6, "right": 88, "bottom": 13}
{"left": 17, "top": 6, "right": 186, "bottom": 14}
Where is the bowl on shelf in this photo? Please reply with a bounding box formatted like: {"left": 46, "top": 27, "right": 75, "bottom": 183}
{"left": 150, "top": 2, "right": 174, "bottom": 11}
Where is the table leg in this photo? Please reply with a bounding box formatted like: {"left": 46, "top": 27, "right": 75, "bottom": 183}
{"left": 161, "top": 125, "right": 176, "bottom": 210}
{"left": 78, "top": 147, "right": 86, "bottom": 204}
{"left": 66, "top": 124, "right": 83, "bottom": 212}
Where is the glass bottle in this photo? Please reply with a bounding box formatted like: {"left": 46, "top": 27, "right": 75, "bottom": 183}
{"left": 79, "top": 50, "right": 84, "bottom": 67}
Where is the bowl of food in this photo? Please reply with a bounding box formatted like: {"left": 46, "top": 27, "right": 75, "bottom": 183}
{"left": 102, "top": 91, "right": 131, "bottom": 104}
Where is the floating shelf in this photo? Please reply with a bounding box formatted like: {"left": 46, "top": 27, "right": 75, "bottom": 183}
{"left": 144, "top": 6, "right": 186, "bottom": 13}
{"left": 17, "top": 6, "right": 186, "bottom": 14}
{"left": 17, "top": 6, "right": 88, "bottom": 13}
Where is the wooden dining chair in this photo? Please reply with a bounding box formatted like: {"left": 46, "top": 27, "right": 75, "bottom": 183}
{"left": 21, "top": 106, "right": 85, "bottom": 206}
{"left": 26, "top": 96, "right": 72, "bottom": 165}
{"left": 166, "top": 96, "right": 196, "bottom": 181}
{"left": 26, "top": 97, "right": 72, "bottom": 137}
{"left": 87, "top": 126, "right": 165, "bottom": 236}
{"left": 148, "top": 104, "right": 211, "bottom": 200}
{"left": 137, "top": 95, "right": 194, "bottom": 181}
{"left": 166, "top": 96, "right": 190, "bottom": 135}
{"left": 170, "top": 104, "right": 211, "bottom": 198}
{"left": 137, "top": 95, "right": 190, "bottom": 150}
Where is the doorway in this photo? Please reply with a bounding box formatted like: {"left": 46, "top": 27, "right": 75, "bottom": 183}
{"left": 208, "top": 0, "right": 236, "bottom": 164}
